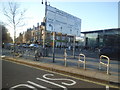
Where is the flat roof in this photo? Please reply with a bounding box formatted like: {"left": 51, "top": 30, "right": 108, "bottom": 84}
{"left": 81, "top": 28, "right": 120, "bottom": 34}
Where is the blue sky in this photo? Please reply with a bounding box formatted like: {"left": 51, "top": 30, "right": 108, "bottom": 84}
{"left": 0, "top": 0, "right": 119, "bottom": 38}
{"left": 51, "top": 2, "right": 118, "bottom": 31}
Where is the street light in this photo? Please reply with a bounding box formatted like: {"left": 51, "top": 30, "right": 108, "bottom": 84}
{"left": 41, "top": 0, "right": 43, "bottom": 4}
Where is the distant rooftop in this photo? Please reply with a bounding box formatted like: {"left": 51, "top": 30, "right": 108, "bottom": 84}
{"left": 81, "top": 28, "right": 120, "bottom": 34}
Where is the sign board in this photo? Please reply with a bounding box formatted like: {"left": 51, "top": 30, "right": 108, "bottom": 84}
{"left": 46, "top": 5, "right": 81, "bottom": 37}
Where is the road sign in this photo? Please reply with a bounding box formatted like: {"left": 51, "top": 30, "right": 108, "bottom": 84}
{"left": 46, "top": 5, "right": 81, "bottom": 37}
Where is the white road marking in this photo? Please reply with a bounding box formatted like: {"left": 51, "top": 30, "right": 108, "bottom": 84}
{"left": 36, "top": 78, "right": 67, "bottom": 90}
{"left": 10, "top": 84, "right": 37, "bottom": 90}
{"left": 106, "top": 85, "right": 109, "bottom": 90}
{"left": 27, "top": 81, "right": 51, "bottom": 90}
{"left": 43, "top": 74, "right": 76, "bottom": 86}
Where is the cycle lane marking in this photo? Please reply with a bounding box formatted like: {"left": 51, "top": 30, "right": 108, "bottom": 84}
{"left": 10, "top": 73, "right": 77, "bottom": 90}
{"left": 10, "top": 84, "right": 37, "bottom": 90}
{"left": 36, "top": 77, "right": 67, "bottom": 90}
{"left": 27, "top": 81, "right": 51, "bottom": 90}
{"left": 43, "top": 74, "right": 76, "bottom": 86}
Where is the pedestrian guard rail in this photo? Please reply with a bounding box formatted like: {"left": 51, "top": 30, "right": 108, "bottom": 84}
{"left": 3, "top": 47, "right": 112, "bottom": 74}
{"left": 78, "top": 53, "right": 86, "bottom": 69}
{"left": 99, "top": 55, "right": 110, "bottom": 74}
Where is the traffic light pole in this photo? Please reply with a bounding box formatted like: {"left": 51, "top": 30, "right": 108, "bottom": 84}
{"left": 42, "top": 0, "right": 47, "bottom": 49}
{"left": 53, "top": 32, "right": 55, "bottom": 63}
{"left": 42, "top": 0, "right": 55, "bottom": 62}
{"left": 73, "top": 35, "right": 76, "bottom": 58}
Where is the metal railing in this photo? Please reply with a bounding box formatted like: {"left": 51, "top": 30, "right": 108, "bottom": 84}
{"left": 78, "top": 53, "right": 86, "bottom": 70}
{"left": 3, "top": 47, "right": 113, "bottom": 75}
{"left": 99, "top": 55, "right": 110, "bottom": 74}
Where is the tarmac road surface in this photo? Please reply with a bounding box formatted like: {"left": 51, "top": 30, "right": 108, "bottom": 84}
{"left": 2, "top": 60, "right": 117, "bottom": 90}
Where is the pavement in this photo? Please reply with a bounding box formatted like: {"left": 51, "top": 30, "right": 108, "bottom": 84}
{"left": 1, "top": 48, "right": 120, "bottom": 88}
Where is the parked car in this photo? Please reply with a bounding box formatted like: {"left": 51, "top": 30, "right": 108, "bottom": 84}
{"left": 99, "top": 46, "right": 120, "bottom": 61}
{"left": 23, "top": 44, "right": 29, "bottom": 48}
{"left": 29, "top": 44, "right": 39, "bottom": 48}
{"left": 18, "top": 44, "right": 23, "bottom": 47}
{"left": 3, "top": 43, "right": 13, "bottom": 49}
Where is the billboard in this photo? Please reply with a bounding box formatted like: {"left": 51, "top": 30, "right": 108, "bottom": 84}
{"left": 46, "top": 5, "right": 81, "bottom": 37}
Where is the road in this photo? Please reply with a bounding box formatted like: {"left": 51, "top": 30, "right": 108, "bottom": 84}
{"left": 2, "top": 60, "right": 111, "bottom": 90}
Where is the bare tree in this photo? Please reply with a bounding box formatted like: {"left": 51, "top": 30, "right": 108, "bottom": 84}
{"left": 16, "top": 33, "right": 23, "bottom": 44}
{"left": 3, "top": 2, "right": 26, "bottom": 43}
{"left": 2, "top": 2, "right": 26, "bottom": 55}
